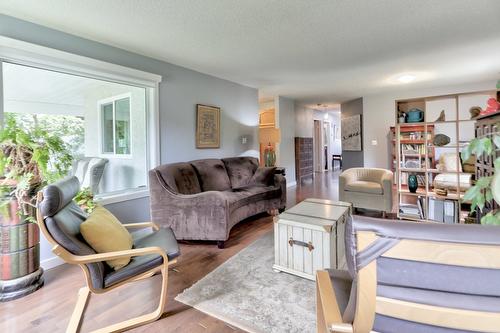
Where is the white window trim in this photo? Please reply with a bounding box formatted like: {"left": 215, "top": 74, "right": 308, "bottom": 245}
{"left": 0, "top": 36, "right": 162, "bottom": 203}
{"left": 95, "top": 188, "right": 149, "bottom": 205}
{"left": 98, "top": 93, "right": 133, "bottom": 158}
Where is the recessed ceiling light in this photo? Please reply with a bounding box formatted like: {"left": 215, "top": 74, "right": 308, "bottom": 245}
{"left": 397, "top": 74, "right": 417, "bottom": 84}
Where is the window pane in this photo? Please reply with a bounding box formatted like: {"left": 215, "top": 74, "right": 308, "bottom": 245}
{"left": 2, "top": 62, "right": 148, "bottom": 196}
{"left": 101, "top": 103, "right": 114, "bottom": 153}
{"left": 114, "top": 97, "right": 130, "bottom": 155}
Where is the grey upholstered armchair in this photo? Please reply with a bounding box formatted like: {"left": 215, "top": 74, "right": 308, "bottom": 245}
{"left": 339, "top": 168, "right": 393, "bottom": 217}
{"left": 36, "top": 176, "right": 180, "bottom": 332}
{"left": 316, "top": 215, "right": 500, "bottom": 333}
{"left": 71, "top": 157, "right": 108, "bottom": 194}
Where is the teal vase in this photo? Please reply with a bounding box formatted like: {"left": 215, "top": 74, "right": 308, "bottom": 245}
{"left": 408, "top": 174, "right": 418, "bottom": 193}
{"left": 264, "top": 146, "right": 276, "bottom": 167}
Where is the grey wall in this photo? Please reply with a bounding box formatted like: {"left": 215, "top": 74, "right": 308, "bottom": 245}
{"left": 0, "top": 14, "right": 259, "bottom": 221}
{"left": 276, "top": 96, "right": 296, "bottom": 184}
{"left": 105, "top": 197, "right": 151, "bottom": 223}
{"left": 340, "top": 97, "right": 364, "bottom": 169}
{"left": 294, "top": 102, "right": 314, "bottom": 137}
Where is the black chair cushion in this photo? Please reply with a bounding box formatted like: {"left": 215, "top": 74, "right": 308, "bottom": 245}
{"left": 40, "top": 176, "right": 80, "bottom": 217}
{"left": 104, "top": 227, "right": 180, "bottom": 288}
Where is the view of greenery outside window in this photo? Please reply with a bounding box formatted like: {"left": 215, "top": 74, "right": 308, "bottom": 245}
{"left": 6, "top": 113, "right": 85, "bottom": 158}
{"left": 100, "top": 96, "right": 131, "bottom": 155}
{"left": 0, "top": 113, "right": 74, "bottom": 217}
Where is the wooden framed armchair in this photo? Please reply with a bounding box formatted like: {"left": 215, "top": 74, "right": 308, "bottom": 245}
{"left": 316, "top": 215, "right": 500, "bottom": 333}
{"left": 36, "top": 176, "right": 180, "bottom": 333}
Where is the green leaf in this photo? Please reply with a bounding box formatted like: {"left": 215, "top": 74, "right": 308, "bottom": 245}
{"left": 477, "top": 195, "right": 486, "bottom": 212}
{"left": 492, "top": 174, "right": 500, "bottom": 206}
{"left": 481, "top": 212, "right": 500, "bottom": 226}
{"left": 463, "top": 185, "right": 480, "bottom": 201}
{"left": 476, "top": 176, "right": 492, "bottom": 189}
{"left": 461, "top": 146, "right": 471, "bottom": 163}
{"left": 485, "top": 189, "right": 493, "bottom": 203}
{"left": 482, "top": 137, "right": 493, "bottom": 155}
{"left": 495, "top": 157, "right": 500, "bottom": 173}
{"left": 481, "top": 212, "right": 499, "bottom": 225}
{"left": 470, "top": 197, "right": 478, "bottom": 212}
{"left": 470, "top": 138, "right": 481, "bottom": 156}
{"left": 494, "top": 135, "right": 500, "bottom": 149}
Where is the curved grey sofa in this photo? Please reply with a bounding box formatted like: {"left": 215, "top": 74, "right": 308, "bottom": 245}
{"left": 149, "top": 157, "right": 286, "bottom": 247}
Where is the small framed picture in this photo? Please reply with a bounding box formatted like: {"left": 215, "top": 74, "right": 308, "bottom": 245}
{"left": 196, "top": 104, "right": 220, "bottom": 148}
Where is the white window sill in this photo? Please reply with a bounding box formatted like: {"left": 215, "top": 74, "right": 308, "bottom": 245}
{"left": 95, "top": 188, "right": 149, "bottom": 205}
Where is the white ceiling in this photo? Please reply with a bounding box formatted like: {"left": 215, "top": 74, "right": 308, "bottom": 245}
{"left": 2, "top": 0, "right": 500, "bottom": 104}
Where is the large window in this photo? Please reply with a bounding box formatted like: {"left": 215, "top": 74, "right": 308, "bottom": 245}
{"left": 2, "top": 62, "right": 149, "bottom": 196}
{"left": 99, "top": 94, "right": 131, "bottom": 156}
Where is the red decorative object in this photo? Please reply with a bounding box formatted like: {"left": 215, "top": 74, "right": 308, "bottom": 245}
{"left": 481, "top": 98, "right": 500, "bottom": 115}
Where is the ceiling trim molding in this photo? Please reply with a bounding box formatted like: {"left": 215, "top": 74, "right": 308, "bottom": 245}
{"left": 0, "top": 36, "right": 162, "bottom": 87}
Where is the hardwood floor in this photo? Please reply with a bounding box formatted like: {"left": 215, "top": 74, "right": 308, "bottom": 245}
{"left": 0, "top": 170, "right": 352, "bottom": 333}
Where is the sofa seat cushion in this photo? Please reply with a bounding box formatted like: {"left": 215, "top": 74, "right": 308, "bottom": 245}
{"left": 345, "top": 180, "right": 383, "bottom": 194}
{"left": 222, "top": 157, "right": 259, "bottom": 188}
{"left": 104, "top": 227, "right": 180, "bottom": 288}
{"left": 223, "top": 185, "right": 281, "bottom": 211}
{"left": 154, "top": 162, "right": 201, "bottom": 195}
{"left": 191, "top": 159, "right": 232, "bottom": 191}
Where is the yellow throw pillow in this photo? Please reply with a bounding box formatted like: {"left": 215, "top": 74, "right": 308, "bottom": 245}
{"left": 80, "top": 206, "right": 133, "bottom": 270}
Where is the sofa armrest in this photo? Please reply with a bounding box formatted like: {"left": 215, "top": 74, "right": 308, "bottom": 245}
{"left": 339, "top": 169, "right": 357, "bottom": 201}
{"left": 380, "top": 170, "right": 393, "bottom": 195}
{"left": 273, "top": 174, "right": 287, "bottom": 209}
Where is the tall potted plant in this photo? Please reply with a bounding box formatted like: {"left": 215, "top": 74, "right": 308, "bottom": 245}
{"left": 0, "top": 114, "right": 72, "bottom": 301}
{"left": 461, "top": 121, "right": 500, "bottom": 225}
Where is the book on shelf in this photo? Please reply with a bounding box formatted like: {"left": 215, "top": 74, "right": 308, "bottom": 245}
{"left": 399, "top": 204, "right": 420, "bottom": 217}
{"left": 401, "top": 144, "right": 426, "bottom": 154}
{"left": 417, "top": 196, "right": 425, "bottom": 219}
{"left": 428, "top": 197, "right": 458, "bottom": 223}
{"left": 443, "top": 200, "right": 459, "bottom": 224}
{"left": 399, "top": 133, "right": 432, "bottom": 141}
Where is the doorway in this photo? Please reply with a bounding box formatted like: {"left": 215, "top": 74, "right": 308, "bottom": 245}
{"left": 313, "top": 111, "right": 342, "bottom": 173}
{"left": 313, "top": 120, "right": 322, "bottom": 173}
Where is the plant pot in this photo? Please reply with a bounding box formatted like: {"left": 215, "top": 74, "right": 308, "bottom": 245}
{"left": 408, "top": 174, "right": 418, "bottom": 193}
{"left": 0, "top": 197, "right": 44, "bottom": 301}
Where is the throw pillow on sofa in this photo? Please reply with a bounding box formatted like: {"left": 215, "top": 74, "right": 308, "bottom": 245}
{"left": 80, "top": 206, "right": 133, "bottom": 270}
{"left": 222, "top": 157, "right": 259, "bottom": 188}
{"left": 250, "top": 167, "right": 276, "bottom": 186}
{"left": 191, "top": 159, "right": 232, "bottom": 191}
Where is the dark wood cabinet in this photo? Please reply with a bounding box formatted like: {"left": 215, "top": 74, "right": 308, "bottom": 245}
{"left": 295, "top": 137, "right": 313, "bottom": 182}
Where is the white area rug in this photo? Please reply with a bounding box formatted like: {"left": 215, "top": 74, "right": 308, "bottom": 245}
{"left": 175, "top": 232, "right": 316, "bottom": 333}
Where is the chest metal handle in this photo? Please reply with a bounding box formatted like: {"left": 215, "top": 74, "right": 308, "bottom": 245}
{"left": 288, "top": 238, "right": 314, "bottom": 252}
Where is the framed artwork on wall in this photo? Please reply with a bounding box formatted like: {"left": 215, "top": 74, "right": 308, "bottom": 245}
{"left": 196, "top": 104, "right": 221, "bottom": 148}
{"left": 341, "top": 114, "right": 362, "bottom": 151}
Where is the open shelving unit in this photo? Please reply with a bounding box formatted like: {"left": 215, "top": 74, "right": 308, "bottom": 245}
{"left": 393, "top": 89, "right": 499, "bottom": 224}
